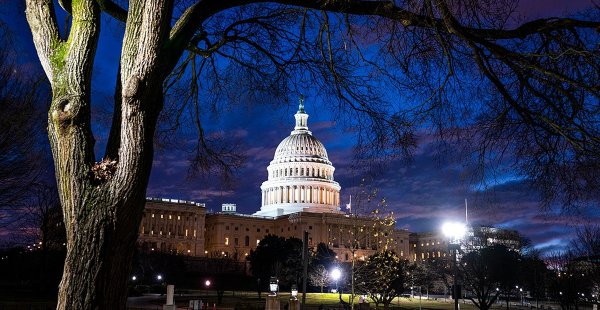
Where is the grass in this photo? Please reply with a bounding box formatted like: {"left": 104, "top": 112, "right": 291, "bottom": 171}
{"left": 151, "top": 291, "right": 481, "bottom": 310}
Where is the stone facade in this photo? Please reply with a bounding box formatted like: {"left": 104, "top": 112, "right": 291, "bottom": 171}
{"left": 137, "top": 198, "right": 206, "bottom": 256}
{"left": 204, "top": 210, "right": 411, "bottom": 262}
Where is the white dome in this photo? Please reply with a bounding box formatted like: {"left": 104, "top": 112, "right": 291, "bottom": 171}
{"left": 254, "top": 97, "right": 341, "bottom": 217}
{"left": 273, "top": 133, "right": 330, "bottom": 164}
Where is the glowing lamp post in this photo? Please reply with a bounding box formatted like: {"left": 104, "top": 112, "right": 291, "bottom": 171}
{"left": 269, "top": 276, "right": 279, "bottom": 296}
{"left": 205, "top": 279, "right": 211, "bottom": 288}
{"left": 291, "top": 284, "right": 298, "bottom": 300}
{"left": 442, "top": 222, "right": 466, "bottom": 310}
{"left": 331, "top": 268, "right": 341, "bottom": 292}
{"left": 331, "top": 267, "right": 343, "bottom": 302}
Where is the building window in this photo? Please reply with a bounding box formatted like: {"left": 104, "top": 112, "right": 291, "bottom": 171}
{"left": 235, "top": 227, "right": 239, "bottom": 231}
{"left": 266, "top": 229, "right": 269, "bottom": 233}
{"left": 234, "top": 238, "right": 239, "bottom": 246}
{"left": 309, "top": 226, "right": 312, "bottom": 230}
{"left": 152, "top": 213, "right": 155, "bottom": 218}
{"left": 177, "top": 215, "right": 180, "bottom": 220}
{"left": 256, "top": 239, "right": 260, "bottom": 246}
{"left": 226, "top": 226, "right": 229, "bottom": 230}
{"left": 225, "top": 237, "right": 229, "bottom": 245}
{"left": 245, "top": 236, "right": 250, "bottom": 246}
{"left": 169, "top": 215, "right": 172, "bottom": 220}
{"left": 161, "top": 214, "right": 164, "bottom": 219}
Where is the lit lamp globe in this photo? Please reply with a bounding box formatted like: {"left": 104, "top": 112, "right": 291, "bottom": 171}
{"left": 331, "top": 268, "right": 342, "bottom": 281}
{"left": 442, "top": 222, "right": 467, "bottom": 244}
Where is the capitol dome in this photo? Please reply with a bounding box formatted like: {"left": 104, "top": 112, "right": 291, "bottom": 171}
{"left": 254, "top": 97, "right": 341, "bottom": 217}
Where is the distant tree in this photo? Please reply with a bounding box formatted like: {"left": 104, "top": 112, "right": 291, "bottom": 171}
{"left": 355, "top": 250, "right": 408, "bottom": 310}
{"left": 459, "top": 245, "right": 521, "bottom": 310}
{"left": 25, "top": 184, "right": 66, "bottom": 251}
{"left": 547, "top": 227, "right": 600, "bottom": 310}
{"left": 309, "top": 264, "right": 330, "bottom": 293}
{"left": 308, "top": 243, "right": 336, "bottom": 292}
{"left": 411, "top": 260, "right": 443, "bottom": 297}
{"left": 336, "top": 181, "right": 398, "bottom": 307}
{"left": 518, "top": 253, "right": 550, "bottom": 309}
{"left": 0, "top": 25, "right": 46, "bottom": 230}
{"left": 247, "top": 235, "right": 303, "bottom": 295}
{"left": 313, "top": 243, "right": 337, "bottom": 270}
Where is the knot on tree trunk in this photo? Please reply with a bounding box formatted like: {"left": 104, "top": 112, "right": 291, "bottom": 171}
{"left": 91, "top": 158, "right": 118, "bottom": 185}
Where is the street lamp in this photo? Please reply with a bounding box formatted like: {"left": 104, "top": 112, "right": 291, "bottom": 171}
{"left": 442, "top": 222, "right": 466, "bottom": 310}
{"left": 291, "top": 284, "right": 298, "bottom": 300}
{"left": 331, "top": 267, "right": 341, "bottom": 293}
{"left": 269, "top": 276, "right": 279, "bottom": 296}
{"left": 520, "top": 288, "right": 523, "bottom": 306}
{"left": 205, "top": 279, "right": 211, "bottom": 288}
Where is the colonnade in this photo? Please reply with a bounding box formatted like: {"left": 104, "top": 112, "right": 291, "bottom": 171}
{"left": 270, "top": 165, "right": 333, "bottom": 180}
{"left": 262, "top": 185, "right": 339, "bottom": 206}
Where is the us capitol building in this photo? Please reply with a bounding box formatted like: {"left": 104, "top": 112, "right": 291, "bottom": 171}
{"left": 137, "top": 99, "right": 504, "bottom": 263}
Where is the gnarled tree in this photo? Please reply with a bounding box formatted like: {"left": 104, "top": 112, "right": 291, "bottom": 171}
{"left": 24, "top": 0, "right": 599, "bottom": 308}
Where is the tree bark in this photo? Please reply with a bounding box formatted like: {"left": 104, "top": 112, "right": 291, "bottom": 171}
{"left": 26, "top": 0, "right": 166, "bottom": 308}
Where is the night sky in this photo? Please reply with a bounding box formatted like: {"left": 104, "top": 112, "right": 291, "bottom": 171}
{"left": 1, "top": 0, "right": 599, "bottom": 254}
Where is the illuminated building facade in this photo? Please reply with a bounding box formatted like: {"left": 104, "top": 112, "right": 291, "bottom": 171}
{"left": 137, "top": 198, "right": 206, "bottom": 256}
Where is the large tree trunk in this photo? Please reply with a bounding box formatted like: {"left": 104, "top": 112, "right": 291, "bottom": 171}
{"left": 26, "top": 0, "right": 169, "bottom": 308}
{"left": 52, "top": 89, "right": 162, "bottom": 309}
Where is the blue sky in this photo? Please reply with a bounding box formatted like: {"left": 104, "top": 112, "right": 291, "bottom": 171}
{"left": 2, "top": 0, "right": 599, "bottom": 254}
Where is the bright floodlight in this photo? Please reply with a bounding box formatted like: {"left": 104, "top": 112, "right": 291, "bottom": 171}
{"left": 205, "top": 280, "right": 211, "bottom": 287}
{"left": 331, "top": 268, "right": 342, "bottom": 281}
{"left": 157, "top": 275, "right": 163, "bottom": 280}
{"left": 442, "top": 222, "right": 466, "bottom": 242}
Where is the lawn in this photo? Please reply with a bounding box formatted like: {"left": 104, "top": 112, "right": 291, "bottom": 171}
{"left": 127, "top": 291, "right": 482, "bottom": 310}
